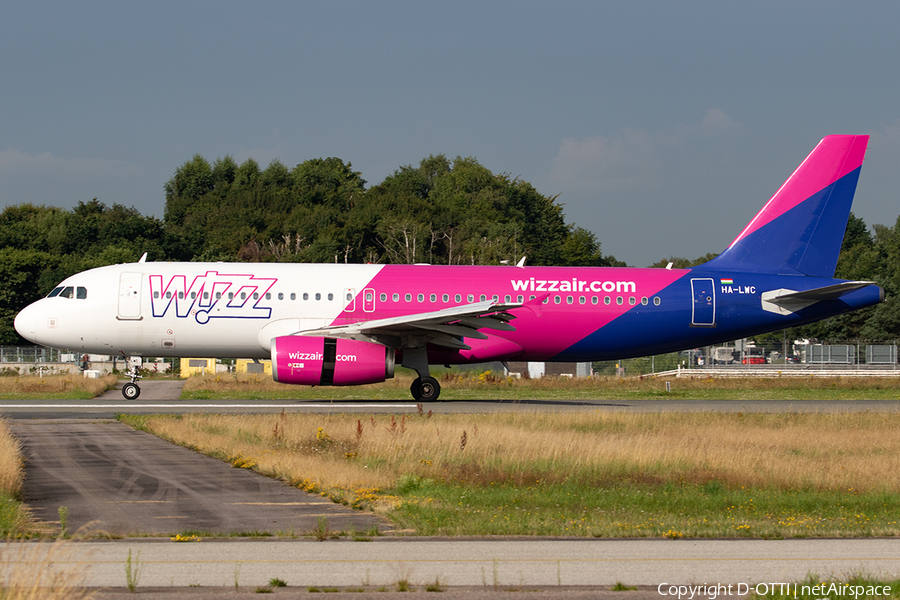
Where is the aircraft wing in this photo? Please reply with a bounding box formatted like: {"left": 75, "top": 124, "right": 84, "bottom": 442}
{"left": 761, "top": 281, "right": 879, "bottom": 315}
{"left": 297, "top": 300, "right": 521, "bottom": 350}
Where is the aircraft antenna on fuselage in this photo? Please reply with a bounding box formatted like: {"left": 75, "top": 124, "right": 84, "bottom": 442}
{"left": 138, "top": 252, "right": 148, "bottom": 263}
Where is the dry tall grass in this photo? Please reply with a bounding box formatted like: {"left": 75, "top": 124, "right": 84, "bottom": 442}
{"left": 0, "top": 375, "right": 117, "bottom": 397}
{"left": 0, "top": 541, "right": 93, "bottom": 599}
{"left": 0, "top": 419, "right": 23, "bottom": 497}
{"left": 130, "top": 411, "right": 900, "bottom": 505}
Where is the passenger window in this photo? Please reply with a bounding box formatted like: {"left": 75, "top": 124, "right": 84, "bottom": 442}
{"left": 554, "top": 296, "right": 561, "bottom": 304}
{"left": 327, "top": 293, "right": 333, "bottom": 301}
{"left": 467, "top": 294, "right": 474, "bottom": 302}
{"left": 417, "top": 293, "right": 424, "bottom": 302}
{"left": 178, "top": 292, "right": 184, "bottom": 300}
{"left": 604, "top": 297, "right": 611, "bottom": 305}
{"left": 579, "top": 296, "right": 585, "bottom": 305}
{"left": 442, "top": 294, "right": 449, "bottom": 302}
{"left": 204, "top": 292, "right": 210, "bottom": 300}
{"left": 191, "top": 292, "right": 197, "bottom": 300}
{"left": 480, "top": 294, "right": 486, "bottom": 302}
{"left": 617, "top": 297, "right": 623, "bottom": 305}
{"left": 517, "top": 295, "right": 524, "bottom": 303}
{"left": 592, "top": 297, "right": 598, "bottom": 305}
{"left": 430, "top": 293, "right": 437, "bottom": 302}
{"left": 48, "top": 287, "right": 63, "bottom": 298}
{"left": 347, "top": 293, "right": 353, "bottom": 301}
{"left": 504, "top": 295, "right": 511, "bottom": 303}
{"left": 216, "top": 292, "right": 222, "bottom": 300}
{"left": 654, "top": 297, "right": 661, "bottom": 306}
{"left": 240, "top": 292, "right": 246, "bottom": 300}
{"left": 380, "top": 293, "right": 387, "bottom": 302}
{"left": 641, "top": 297, "right": 648, "bottom": 305}
{"left": 153, "top": 291, "right": 160, "bottom": 299}
{"left": 227, "top": 292, "right": 233, "bottom": 300}
{"left": 290, "top": 293, "right": 296, "bottom": 301}
{"left": 455, "top": 294, "right": 462, "bottom": 302}
{"left": 392, "top": 293, "right": 399, "bottom": 302}
{"left": 405, "top": 293, "right": 412, "bottom": 302}
{"left": 166, "top": 292, "right": 173, "bottom": 299}
{"left": 315, "top": 293, "right": 322, "bottom": 301}
{"left": 303, "top": 292, "right": 309, "bottom": 301}
{"left": 566, "top": 296, "right": 573, "bottom": 304}
{"left": 265, "top": 292, "right": 270, "bottom": 300}
{"left": 277, "top": 292, "right": 283, "bottom": 300}
{"left": 253, "top": 292, "right": 259, "bottom": 300}
{"left": 76, "top": 287, "right": 87, "bottom": 299}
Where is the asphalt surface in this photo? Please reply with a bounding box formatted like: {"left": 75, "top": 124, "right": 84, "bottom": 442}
{"left": 4, "top": 381, "right": 900, "bottom": 598}
{"left": 11, "top": 420, "right": 387, "bottom": 537}
{"left": 3, "top": 378, "right": 900, "bottom": 419}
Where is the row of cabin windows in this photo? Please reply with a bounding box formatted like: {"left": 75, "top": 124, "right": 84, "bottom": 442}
{"left": 153, "top": 291, "right": 335, "bottom": 302}
{"left": 47, "top": 286, "right": 88, "bottom": 299}
{"left": 151, "top": 289, "right": 663, "bottom": 308}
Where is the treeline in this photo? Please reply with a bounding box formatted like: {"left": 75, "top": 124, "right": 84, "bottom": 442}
{"left": 2, "top": 152, "right": 898, "bottom": 345}
{"left": 0, "top": 154, "right": 623, "bottom": 343}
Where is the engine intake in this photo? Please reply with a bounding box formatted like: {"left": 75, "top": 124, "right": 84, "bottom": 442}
{"left": 271, "top": 336, "right": 394, "bottom": 386}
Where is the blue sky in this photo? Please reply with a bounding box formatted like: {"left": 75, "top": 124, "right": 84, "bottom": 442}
{"left": 2, "top": 1, "right": 899, "bottom": 267}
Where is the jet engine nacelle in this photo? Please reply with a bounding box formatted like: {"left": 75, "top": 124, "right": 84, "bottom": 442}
{"left": 271, "top": 336, "right": 394, "bottom": 386}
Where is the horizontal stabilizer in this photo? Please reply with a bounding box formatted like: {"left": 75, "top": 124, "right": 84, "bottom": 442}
{"left": 761, "top": 281, "right": 878, "bottom": 315}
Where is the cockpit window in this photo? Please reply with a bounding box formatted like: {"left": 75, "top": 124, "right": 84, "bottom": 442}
{"left": 47, "top": 286, "right": 87, "bottom": 299}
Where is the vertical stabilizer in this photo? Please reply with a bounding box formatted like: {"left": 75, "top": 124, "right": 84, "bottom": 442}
{"left": 704, "top": 135, "right": 869, "bottom": 277}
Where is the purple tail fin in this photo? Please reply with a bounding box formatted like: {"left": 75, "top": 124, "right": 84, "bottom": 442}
{"left": 704, "top": 135, "right": 869, "bottom": 277}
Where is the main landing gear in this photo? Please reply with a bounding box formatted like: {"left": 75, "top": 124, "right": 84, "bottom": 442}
{"left": 402, "top": 346, "right": 441, "bottom": 402}
{"left": 410, "top": 376, "right": 440, "bottom": 402}
{"left": 121, "top": 356, "right": 142, "bottom": 400}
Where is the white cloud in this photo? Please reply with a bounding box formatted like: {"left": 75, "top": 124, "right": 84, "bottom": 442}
{"left": 0, "top": 149, "right": 134, "bottom": 179}
{"left": 548, "top": 110, "right": 745, "bottom": 193}
{"left": 549, "top": 128, "right": 660, "bottom": 192}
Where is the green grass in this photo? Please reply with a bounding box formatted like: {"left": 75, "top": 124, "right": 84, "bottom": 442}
{"left": 387, "top": 479, "right": 900, "bottom": 538}
{"left": 0, "top": 491, "right": 30, "bottom": 537}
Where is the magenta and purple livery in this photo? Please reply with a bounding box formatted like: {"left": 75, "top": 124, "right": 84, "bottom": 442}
{"left": 14, "top": 136, "right": 884, "bottom": 401}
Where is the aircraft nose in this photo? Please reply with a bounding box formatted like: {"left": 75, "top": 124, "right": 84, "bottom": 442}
{"left": 14, "top": 303, "right": 39, "bottom": 344}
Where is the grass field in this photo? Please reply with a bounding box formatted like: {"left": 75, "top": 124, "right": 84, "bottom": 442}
{"left": 181, "top": 371, "right": 900, "bottom": 401}
{"left": 0, "top": 418, "right": 29, "bottom": 537}
{"left": 120, "top": 410, "right": 900, "bottom": 538}
{"left": 0, "top": 374, "right": 118, "bottom": 400}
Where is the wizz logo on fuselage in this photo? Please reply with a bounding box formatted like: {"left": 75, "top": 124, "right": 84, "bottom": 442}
{"left": 149, "top": 272, "right": 277, "bottom": 324}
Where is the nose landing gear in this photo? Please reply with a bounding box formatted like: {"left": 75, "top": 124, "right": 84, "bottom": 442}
{"left": 121, "top": 356, "right": 143, "bottom": 400}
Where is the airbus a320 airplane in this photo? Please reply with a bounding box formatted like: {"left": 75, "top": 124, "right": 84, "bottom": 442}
{"left": 15, "top": 135, "right": 884, "bottom": 401}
